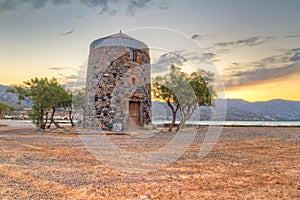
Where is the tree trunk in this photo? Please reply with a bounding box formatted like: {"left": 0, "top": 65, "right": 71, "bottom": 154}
{"left": 168, "top": 110, "right": 177, "bottom": 132}
{"left": 176, "top": 115, "right": 188, "bottom": 131}
{"left": 45, "top": 112, "right": 48, "bottom": 127}
{"left": 47, "top": 108, "right": 54, "bottom": 129}
{"left": 40, "top": 108, "right": 45, "bottom": 129}
{"left": 166, "top": 100, "right": 179, "bottom": 132}
{"left": 176, "top": 102, "right": 197, "bottom": 131}
{"left": 69, "top": 110, "right": 74, "bottom": 127}
{"left": 48, "top": 107, "right": 60, "bottom": 129}
{"left": 53, "top": 120, "right": 60, "bottom": 128}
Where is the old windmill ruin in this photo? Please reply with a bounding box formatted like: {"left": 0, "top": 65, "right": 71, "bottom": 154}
{"left": 83, "top": 31, "right": 151, "bottom": 131}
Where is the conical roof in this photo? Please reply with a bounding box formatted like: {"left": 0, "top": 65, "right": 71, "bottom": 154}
{"left": 90, "top": 31, "right": 148, "bottom": 50}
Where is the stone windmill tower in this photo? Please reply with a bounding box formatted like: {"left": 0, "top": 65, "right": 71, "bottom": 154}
{"left": 83, "top": 31, "right": 151, "bottom": 131}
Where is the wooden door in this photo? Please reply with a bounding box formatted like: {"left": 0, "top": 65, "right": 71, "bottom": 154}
{"left": 129, "top": 101, "right": 140, "bottom": 128}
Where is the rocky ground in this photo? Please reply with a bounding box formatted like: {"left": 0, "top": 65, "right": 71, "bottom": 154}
{"left": 0, "top": 125, "right": 299, "bottom": 199}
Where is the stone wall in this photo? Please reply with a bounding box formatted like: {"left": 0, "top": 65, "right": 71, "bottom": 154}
{"left": 83, "top": 46, "right": 151, "bottom": 130}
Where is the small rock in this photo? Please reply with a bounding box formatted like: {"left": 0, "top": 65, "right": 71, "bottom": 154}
{"left": 140, "top": 195, "right": 148, "bottom": 200}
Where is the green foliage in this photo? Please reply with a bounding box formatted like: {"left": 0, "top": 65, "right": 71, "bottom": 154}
{"left": 189, "top": 70, "right": 215, "bottom": 106}
{"left": 0, "top": 102, "right": 15, "bottom": 117}
{"left": 152, "top": 65, "right": 216, "bottom": 131}
{"left": 152, "top": 65, "right": 183, "bottom": 131}
{"left": 45, "top": 79, "right": 72, "bottom": 128}
{"left": 6, "top": 77, "right": 72, "bottom": 129}
{"left": 68, "top": 88, "right": 85, "bottom": 127}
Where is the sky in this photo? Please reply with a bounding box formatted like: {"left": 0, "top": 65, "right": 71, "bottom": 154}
{"left": 0, "top": 0, "right": 300, "bottom": 102}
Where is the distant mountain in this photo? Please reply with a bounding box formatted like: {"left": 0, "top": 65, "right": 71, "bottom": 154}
{"left": 221, "top": 99, "right": 300, "bottom": 121}
{"left": 152, "top": 98, "right": 300, "bottom": 121}
{"left": 1, "top": 83, "right": 299, "bottom": 120}
{"left": 0, "top": 84, "right": 32, "bottom": 110}
{"left": 222, "top": 107, "right": 274, "bottom": 121}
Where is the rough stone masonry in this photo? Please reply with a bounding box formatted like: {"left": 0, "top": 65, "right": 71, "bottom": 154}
{"left": 83, "top": 32, "right": 151, "bottom": 131}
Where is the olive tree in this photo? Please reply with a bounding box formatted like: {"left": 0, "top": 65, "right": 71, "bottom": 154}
{"left": 6, "top": 77, "right": 72, "bottom": 129}
{"left": 0, "top": 102, "right": 15, "bottom": 118}
{"left": 152, "top": 65, "right": 215, "bottom": 131}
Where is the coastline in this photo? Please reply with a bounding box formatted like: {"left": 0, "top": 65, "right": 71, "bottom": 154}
{"left": 1, "top": 119, "right": 300, "bottom": 128}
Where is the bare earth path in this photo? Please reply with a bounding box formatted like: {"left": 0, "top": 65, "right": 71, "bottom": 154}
{"left": 0, "top": 125, "right": 299, "bottom": 199}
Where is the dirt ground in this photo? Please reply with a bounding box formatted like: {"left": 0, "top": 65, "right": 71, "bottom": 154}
{"left": 0, "top": 125, "right": 299, "bottom": 199}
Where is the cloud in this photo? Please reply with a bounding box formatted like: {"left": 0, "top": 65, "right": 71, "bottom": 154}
{"left": 49, "top": 67, "right": 64, "bottom": 70}
{"left": 0, "top": 0, "right": 168, "bottom": 15}
{"left": 80, "top": 0, "right": 166, "bottom": 15}
{"left": 212, "top": 36, "right": 275, "bottom": 54}
{"left": 214, "top": 41, "right": 234, "bottom": 48}
{"left": 20, "top": 0, "right": 48, "bottom": 9}
{"left": 60, "top": 29, "right": 74, "bottom": 36}
{"left": 191, "top": 34, "right": 213, "bottom": 41}
{"left": 49, "top": 66, "right": 77, "bottom": 70}
{"left": 63, "top": 74, "right": 80, "bottom": 80}
{"left": 126, "top": 0, "right": 151, "bottom": 15}
{"left": 237, "top": 37, "right": 260, "bottom": 46}
{"left": 216, "top": 36, "right": 275, "bottom": 47}
{"left": 191, "top": 34, "right": 201, "bottom": 40}
{"left": 183, "top": 51, "right": 217, "bottom": 64}
{"left": 79, "top": 0, "right": 108, "bottom": 7}
{"left": 151, "top": 50, "right": 187, "bottom": 73}
{"left": 223, "top": 47, "right": 300, "bottom": 89}
{"left": 0, "top": 1, "right": 18, "bottom": 13}
{"left": 49, "top": 66, "right": 87, "bottom": 89}
{"left": 285, "top": 33, "right": 300, "bottom": 39}
{"left": 0, "top": 0, "right": 71, "bottom": 13}
{"left": 54, "top": 65, "right": 87, "bottom": 89}
{"left": 288, "top": 48, "right": 300, "bottom": 62}
{"left": 52, "top": 0, "right": 71, "bottom": 6}
{"left": 226, "top": 62, "right": 300, "bottom": 89}
{"left": 151, "top": 50, "right": 217, "bottom": 73}
{"left": 191, "top": 34, "right": 206, "bottom": 40}
{"left": 80, "top": 0, "right": 110, "bottom": 15}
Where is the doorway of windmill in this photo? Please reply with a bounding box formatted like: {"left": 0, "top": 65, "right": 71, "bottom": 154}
{"left": 128, "top": 100, "right": 141, "bottom": 128}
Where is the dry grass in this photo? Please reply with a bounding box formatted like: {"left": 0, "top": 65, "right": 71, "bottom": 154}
{"left": 0, "top": 126, "right": 299, "bottom": 199}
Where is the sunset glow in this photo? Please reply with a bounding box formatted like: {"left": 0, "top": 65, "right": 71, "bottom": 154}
{"left": 225, "top": 72, "right": 300, "bottom": 102}
{"left": 0, "top": 0, "right": 299, "bottom": 102}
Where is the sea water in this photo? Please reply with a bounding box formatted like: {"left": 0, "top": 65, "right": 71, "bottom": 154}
{"left": 153, "top": 120, "right": 300, "bottom": 127}
{"left": 1, "top": 119, "right": 300, "bottom": 127}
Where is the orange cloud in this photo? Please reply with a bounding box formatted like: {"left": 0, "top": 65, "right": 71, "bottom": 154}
{"left": 224, "top": 73, "right": 300, "bottom": 102}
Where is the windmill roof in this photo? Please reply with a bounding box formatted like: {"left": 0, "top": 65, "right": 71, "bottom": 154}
{"left": 90, "top": 31, "right": 148, "bottom": 50}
